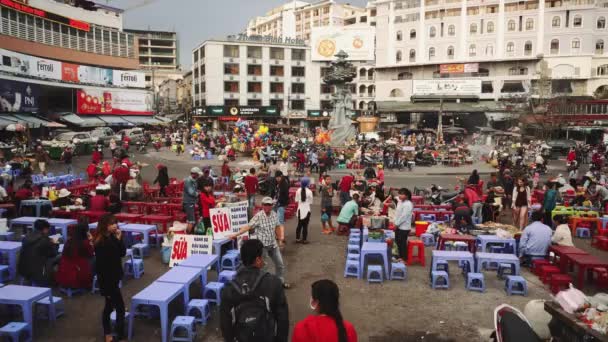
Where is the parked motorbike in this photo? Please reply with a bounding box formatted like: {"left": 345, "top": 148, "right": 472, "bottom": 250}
{"left": 490, "top": 304, "right": 542, "bottom": 342}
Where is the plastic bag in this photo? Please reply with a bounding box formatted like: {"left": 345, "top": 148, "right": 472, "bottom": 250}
{"left": 194, "top": 219, "right": 206, "bottom": 235}
{"left": 426, "top": 222, "right": 440, "bottom": 234}
{"left": 321, "top": 213, "right": 329, "bottom": 222}
{"left": 555, "top": 284, "right": 587, "bottom": 313}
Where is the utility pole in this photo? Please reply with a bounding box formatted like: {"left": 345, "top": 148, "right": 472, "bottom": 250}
{"left": 437, "top": 97, "right": 444, "bottom": 144}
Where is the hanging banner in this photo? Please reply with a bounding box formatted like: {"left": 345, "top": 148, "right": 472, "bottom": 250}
{"left": 61, "top": 62, "right": 79, "bottom": 83}
{"left": 311, "top": 26, "right": 375, "bottom": 61}
{"left": 439, "top": 63, "right": 479, "bottom": 74}
{"left": 31, "top": 58, "right": 61, "bottom": 79}
{"left": 210, "top": 201, "right": 249, "bottom": 240}
{"left": 78, "top": 66, "right": 113, "bottom": 86}
{"left": 169, "top": 234, "right": 213, "bottom": 267}
{"left": 113, "top": 70, "right": 146, "bottom": 88}
{"left": 0, "top": 78, "right": 40, "bottom": 113}
{"left": 413, "top": 79, "right": 482, "bottom": 95}
{"left": 77, "top": 89, "right": 153, "bottom": 115}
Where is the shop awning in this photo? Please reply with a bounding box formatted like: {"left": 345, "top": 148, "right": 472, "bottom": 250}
{"left": 98, "top": 116, "right": 133, "bottom": 126}
{"left": 155, "top": 116, "right": 172, "bottom": 123}
{"left": 10, "top": 114, "right": 52, "bottom": 128}
{"left": 164, "top": 113, "right": 185, "bottom": 121}
{"left": 0, "top": 115, "right": 17, "bottom": 128}
{"left": 60, "top": 114, "right": 105, "bottom": 127}
{"left": 123, "top": 116, "right": 163, "bottom": 125}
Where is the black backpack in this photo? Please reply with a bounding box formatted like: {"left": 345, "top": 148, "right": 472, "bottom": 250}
{"left": 230, "top": 272, "right": 276, "bottom": 342}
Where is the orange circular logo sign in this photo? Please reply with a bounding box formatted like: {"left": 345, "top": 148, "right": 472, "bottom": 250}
{"left": 317, "top": 39, "right": 336, "bottom": 58}
{"left": 353, "top": 37, "right": 364, "bottom": 49}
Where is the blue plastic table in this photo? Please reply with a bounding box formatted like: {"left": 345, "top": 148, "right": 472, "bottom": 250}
{"left": 121, "top": 224, "right": 158, "bottom": 247}
{"left": 430, "top": 250, "right": 475, "bottom": 273}
{"left": 359, "top": 242, "right": 389, "bottom": 279}
{"left": 0, "top": 241, "right": 21, "bottom": 280}
{"left": 9, "top": 216, "right": 38, "bottom": 230}
{"left": 19, "top": 199, "right": 52, "bottom": 217}
{"left": 156, "top": 266, "right": 203, "bottom": 311}
{"left": 213, "top": 238, "right": 236, "bottom": 270}
{"left": 177, "top": 254, "right": 219, "bottom": 286}
{"left": 0, "top": 285, "right": 55, "bottom": 336}
{"left": 476, "top": 235, "right": 517, "bottom": 254}
{"left": 89, "top": 222, "right": 127, "bottom": 230}
{"left": 475, "top": 252, "right": 521, "bottom": 275}
{"left": 47, "top": 218, "right": 77, "bottom": 241}
{"left": 128, "top": 281, "right": 186, "bottom": 342}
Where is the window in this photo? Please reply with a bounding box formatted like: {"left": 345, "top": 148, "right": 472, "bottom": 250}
{"left": 572, "top": 38, "right": 581, "bottom": 52}
{"left": 390, "top": 89, "right": 403, "bottom": 97}
{"left": 320, "top": 100, "right": 332, "bottom": 110}
{"left": 397, "top": 72, "right": 413, "bottom": 80}
{"left": 224, "top": 63, "right": 239, "bottom": 75}
{"left": 506, "top": 42, "right": 515, "bottom": 54}
{"left": 597, "top": 40, "right": 605, "bottom": 54}
{"left": 481, "top": 81, "right": 494, "bottom": 93}
{"left": 270, "top": 47, "right": 284, "bottom": 60}
{"left": 470, "top": 23, "right": 478, "bottom": 34}
{"left": 508, "top": 67, "right": 528, "bottom": 75}
{"left": 224, "top": 99, "right": 239, "bottom": 106}
{"left": 247, "top": 65, "right": 262, "bottom": 75}
{"left": 429, "top": 47, "right": 436, "bottom": 59}
{"left": 247, "top": 46, "right": 262, "bottom": 59}
{"left": 447, "top": 46, "right": 454, "bottom": 59}
{"left": 487, "top": 22, "right": 494, "bottom": 33}
{"left": 394, "top": 16, "right": 403, "bottom": 23}
{"left": 551, "top": 39, "right": 560, "bottom": 54}
{"left": 429, "top": 26, "right": 436, "bottom": 38}
{"left": 224, "top": 81, "right": 239, "bottom": 92}
{"left": 396, "top": 31, "right": 403, "bottom": 41}
{"left": 359, "top": 85, "right": 367, "bottom": 94}
{"left": 410, "top": 29, "right": 417, "bottom": 39}
{"left": 573, "top": 15, "right": 582, "bottom": 27}
{"left": 223, "top": 45, "right": 239, "bottom": 58}
{"left": 247, "top": 82, "right": 262, "bottom": 93}
{"left": 597, "top": 64, "right": 608, "bottom": 75}
{"left": 552, "top": 80, "right": 573, "bottom": 93}
{"left": 292, "top": 49, "right": 306, "bottom": 61}
{"left": 270, "top": 65, "right": 284, "bottom": 76}
{"left": 524, "top": 41, "right": 533, "bottom": 55}
{"left": 396, "top": 50, "right": 402, "bottom": 62}
{"left": 321, "top": 84, "right": 333, "bottom": 94}
{"left": 501, "top": 81, "right": 525, "bottom": 93}
{"left": 598, "top": 17, "right": 606, "bottom": 29}
{"left": 291, "top": 67, "right": 305, "bottom": 77}
{"left": 552, "top": 16, "right": 561, "bottom": 28}
{"left": 291, "top": 83, "right": 305, "bottom": 93}
{"left": 468, "top": 44, "right": 477, "bottom": 57}
{"left": 508, "top": 20, "right": 516, "bottom": 31}
{"left": 291, "top": 100, "right": 305, "bottom": 110}
{"left": 448, "top": 25, "right": 455, "bottom": 35}
{"left": 409, "top": 49, "right": 416, "bottom": 62}
{"left": 270, "top": 99, "right": 284, "bottom": 111}
{"left": 526, "top": 18, "right": 534, "bottom": 30}
{"left": 248, "top": 99, "right": 262, "bottom": 106}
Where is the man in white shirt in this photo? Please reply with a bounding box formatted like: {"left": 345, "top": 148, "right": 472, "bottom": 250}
{"left": 0, "top": 184, "right": 7, "bottom": 201}
{"left": 393, "top": 188, "right": 413, "bottom": 262}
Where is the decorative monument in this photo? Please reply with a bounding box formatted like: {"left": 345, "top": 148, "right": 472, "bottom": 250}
{"left": 324, "top": 50, "right": 357, "bottom": 146}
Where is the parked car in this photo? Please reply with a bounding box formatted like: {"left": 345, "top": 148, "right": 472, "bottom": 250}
{"left": 546, "top": 139, "right": 577, "bottom": 156}
{"left": 90, "top": 127, "right": 115, "bottom": 146}
{"left": 42, "top": 132, "right": 97, "bottom": 147}
{"left": 116, "top": 128, "right": 144, "bottom": 142}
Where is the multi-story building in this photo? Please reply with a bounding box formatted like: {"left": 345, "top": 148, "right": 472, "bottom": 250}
{"left": 373, "top": 0, "right": 608, "bottom": 126}
{"left": 0, "top": 0, "right": 157, "bottom": 128}
{"left": 177, "top": 70, "right": 193, "bottom": 118}
{"left": 124, "top": 28, "right": 182, "bottom": 90}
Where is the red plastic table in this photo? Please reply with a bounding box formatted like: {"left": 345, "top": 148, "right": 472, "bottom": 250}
{"left": 436, "top": 233, "right": 476, "bottom": 253}
{"left": 141, "top": 214, "right": 173, "bottom": 233}
{"left": 114, "top": 213, "right": 144, "bottom": 223}
{"left": 567, "top": 254, "right": 608, "bottom": 289}
{"left": 548, "top": 245, "right": 588, "bottom": 272}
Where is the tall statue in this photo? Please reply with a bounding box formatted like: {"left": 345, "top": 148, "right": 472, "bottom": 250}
{"left": 324, "top": 50, "right": 357, "bottom": 146}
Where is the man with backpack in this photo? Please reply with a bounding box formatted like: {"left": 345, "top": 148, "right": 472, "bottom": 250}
{"left": 220, "top": 239, "right": 289, "bottom": 342}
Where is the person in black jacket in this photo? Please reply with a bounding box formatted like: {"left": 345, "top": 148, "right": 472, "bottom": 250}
{"left": 153, "top": 164, "right": 169, "bottom": 196}
{"left": 273, "top": 171, "right": 290, "bottom": 239}
{"left": 94, "top": 214, "right": 126, "bottom": 342}
{"left": 18, "top": 219, "right": 59, "bottom": 286}
{"left": 220, "top": 239, "right": 289, "bottom": 342}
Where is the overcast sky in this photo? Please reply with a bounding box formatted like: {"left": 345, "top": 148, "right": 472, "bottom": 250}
{"left": 108, "top": 0, "right": 368, "bottom": 69}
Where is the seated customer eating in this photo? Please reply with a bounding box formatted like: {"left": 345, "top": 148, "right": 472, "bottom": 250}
{"left": 519, "top": 211, "right": 553, "bottom": 265}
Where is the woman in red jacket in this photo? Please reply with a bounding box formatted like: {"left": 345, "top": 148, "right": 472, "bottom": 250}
{"left": 199, "top": 183, "right": 216, "bottom": 233}
{"left": 293, "top": 279, "right": 357, "bottom": 342}
{"left": 55, "top": 221, "right": 94, "bottom": 289}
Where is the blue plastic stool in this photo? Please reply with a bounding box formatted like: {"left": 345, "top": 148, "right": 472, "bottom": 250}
{"left": 0, "top": 265, "right": 9, "bottom": 283}
{"left": 347, "top": 253, "right": 359, "bottom": 261}
{"left": 383, "top": 231, "right": 395, "bottom": 240}
{"left": 497, "top": 263, "right": 516, "bottom": 279}
{"left": 576, "top": 227, "right": 591, "bottom": 238}
{"left": 203, "top": 282, "right": 225, "bottom": 305}
{"left": 0, "top": 322, "right": 30, "bottom": 342}
{"left": 505, "top": 275, "right": 528, "bottom": 296}
{"left": 349, "top": 228, "right": 360, "bottom": 235}
{"left": 344, "top": 260, "right": 360, "bottom": 278}
{"left": 489, "top": 245, "right": 505, "bottom": 254}
{"left": 466, "top": 273, "right": 485, "bottom": 292}
{"left": 348, "top": 237, "right": 360, "bottom": 245}
{"left": 431, "top": 271, "right": 449, "bottom": 289}
{"left": 367, "top": 265, "right": 383, "bottom": 284}
{"left": 390, "top": 263, "right": 407, "bottom": 280}
{"left": 436, "top": 260, "right": 449, "bottom": 274}
{"left": 218, "top": 270, "right": 237, "bottom": 283}
{"left": 131, "top": 243, "right": 149, "bottom": 259}
{"left": 420, "top": 214, "right": 436, "bottom": 222}
{"left": 0, "top": 232, "right": 14, "bottom": 241}
{"left": 221, "top": 254, "right": 240, "bottom": 271}
{"left": 170, "top": 316, "right": 197, "bottom": 342}
{"left": 35, "top": 296, "right": 64, "bottom": 320}
{"left": 186, "top": 299, "right": 211, "bottom": 325}
{"left": 453, "top": 241, "right": 469, "bottom": 251}
{"left": 225, "top": 249, "right": 240, "bottom": 255}
{"left": 59, "top": 287, "right": 85, "bottom": 298}
{"left": 347, "top": 244, "right": 360, "bottom": 255}
{"left": 124, "top": 254, "right": 144, "bottom": 279}
{"left": 420, "top": 233, "right": 435, "bottom": 247}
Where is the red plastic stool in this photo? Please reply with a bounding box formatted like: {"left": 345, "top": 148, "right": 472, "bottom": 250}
{"left": 539, "top": 265, "right": 561, "bottom": 284}
{"left": 593, "top": 267, "right": 608, "bottom": 289}
{"left": 336, "top": 224, "right": 349, "bottom": 236}
{"left": 407, "top": 240, "right": 425, "bottom": 266}
{"left": 592, "top": 236, "right": 608, "bottom": 251}
{"left": 531, "top": 259, "right": 552, "bottom": 275}
{"left": 549, "top": 274, "right": 572, "bottom": 294}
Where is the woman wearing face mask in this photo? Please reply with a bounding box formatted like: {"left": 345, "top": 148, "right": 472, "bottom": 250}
{"left": 292, "top": 279, "right": 357, "bottom": 342}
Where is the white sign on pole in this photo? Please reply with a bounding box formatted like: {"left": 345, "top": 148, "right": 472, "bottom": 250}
{"left": 169, "top": 234, "right": 213, "bottom": 267}
{"left": 412, "top": 79, "right": 482, "bottom": 95}
{"left": 310, "top": 26, "right": 375, "bottom": 61}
